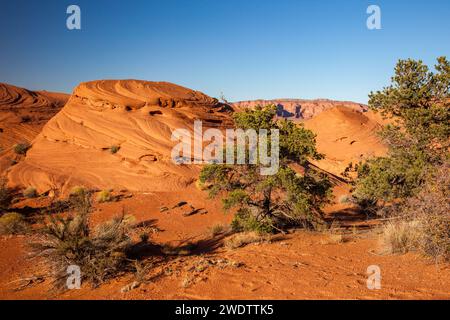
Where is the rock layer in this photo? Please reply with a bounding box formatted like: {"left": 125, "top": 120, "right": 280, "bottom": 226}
{"left": 0, "top": 83, "right": 69, "bottom": 173}
{"left": 232, "top": 99, "right": 367, "bottom": 120}
{"left": 7, "top": 80, "right": 232, "bottom": 194}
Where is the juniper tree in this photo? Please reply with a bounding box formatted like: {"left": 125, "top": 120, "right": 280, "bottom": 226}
{"left": 354, "top": 57, "right": 450, "bottom": 206}
{"left": 199, "top": 105, "right": 332, "bottom": 233}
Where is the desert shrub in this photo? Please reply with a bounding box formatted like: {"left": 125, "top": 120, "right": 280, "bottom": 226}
{"left": 23, "top": 186, "right": 38, "bottom": 198}
{"left": 110, "top": 145, "right": 120, "bottom": 154}
{"left": 419, "top": 213, "right": 449, "bottom": 261}
{"left": 380, "top": 165, "right": 449, "bottom": 261}
{"left": 13, "top": 143, "right": 30, "bottom": 155}
{"left": 339, "top": 195, "right": 350, "bottom": 204}
{"left": 97, "top": 190, "right": 112, "bottom": 203}
{"left": 224, "top": 232, "right": 265, "bottom": 250}
{"left": 0, "top": 179, "right": 12, "bottom": 211}
{"left": 382, "top": 220, "right": 421, "bottom": 254}
{"left": 68, "top": 187, "right": 91, "bottom": 215}
{"left": 31, "top": 192, "right": 134, "bottom": 288}
{"left": 0, "top": 212, "right": 29, "bottom": 235}
{"left": 209, "top": 224, "right": 225, "bottom": 237}
{"left": 69, "top": 186, "right": 86, "bottom": 197}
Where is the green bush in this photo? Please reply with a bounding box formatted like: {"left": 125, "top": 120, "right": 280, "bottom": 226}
{"left": 354, "top": 57, "right": 449, "bottom": 208}
{"left": 231, "top": 209, "right": 274, "bottom": 234}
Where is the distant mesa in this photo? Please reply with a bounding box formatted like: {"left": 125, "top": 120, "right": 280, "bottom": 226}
{"left": 232, "top": 99, "right": 367, "bottom": 120}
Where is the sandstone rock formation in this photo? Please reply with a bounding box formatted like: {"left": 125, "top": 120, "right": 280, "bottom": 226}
{"left": 7, "top": 80, "right": 232, "bottom": 194}
{"left": 303, "top": 106, "right": 387, "bottom": 176}
{"left": 0, "top": 83, "right": 69, "bottom": 173}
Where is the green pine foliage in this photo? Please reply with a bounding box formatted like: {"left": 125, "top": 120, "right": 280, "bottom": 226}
{"left": 200, "top": 105, "right": 332, "bottom": 233}
{"left": 354, "top": 57, "right": 450, "bottom": 206}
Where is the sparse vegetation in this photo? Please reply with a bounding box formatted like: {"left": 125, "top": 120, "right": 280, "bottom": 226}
{"left": 97, "top": 190, "right": 113, "bottom": 203}
{"left": 23, "top": 186, "right": 38, "bottom": 198}
{"left": 224, "top": 232, "right": 266, "bottom": 250}
{"left": 380, "top": 166, "right": 449, "bottom": 261}
{"left": 339, "top": 195, "right": 350, "bottom": 204}
{"left": 69, "top": 186, "right": 86, "bottom": 197}
{"left": 110, "top": 145, "right": 120, "bottom": 154}
{"left": 353, "top": 57, "right": 449, "bottom": 261}
{"left": 0, "top": 179, "right": 12, "bottom": 211}
{"left": 13, "top": 143, "right": 30, "bottom": 155}
{"left": 200, "top": 105, "right": 332, "bottom": 233}
{"left": 31, "top": 191, "right": 135, "bottom": 288}
{"left": 0, "top": 212, "right": 29, "bottom": 235}
{"left": 382, "top": 220, "right": 421, "bottom": 254}
{"left": 209, "top": 223, "right": 225, "bottom": 237}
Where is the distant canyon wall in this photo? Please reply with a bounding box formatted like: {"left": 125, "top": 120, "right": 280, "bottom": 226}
{"left": 232, "top": 99, "right": 367, "bottom": 120}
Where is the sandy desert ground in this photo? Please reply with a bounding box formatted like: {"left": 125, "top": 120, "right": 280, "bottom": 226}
{"left": 0, "top": 81, "right": 448, "bottom": 300}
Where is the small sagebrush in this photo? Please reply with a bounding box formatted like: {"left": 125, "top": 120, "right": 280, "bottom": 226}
{"left": 69, "top": 186, "right": 86, "bottom": 197}
{"left": 209, "top": 224, "right": 225, "bottom": 237}
{"left": 224, "top": 232, "right": 265, "bottom": 250}
{"left": 0, "top": 212, "right": 29, "bottom": 235}
{"left": 97, "top": 190, "right": 113, "bottom": 203}
{"left": 380, "top": 165, "right": 449, "bottom": 262}
{"left": 31, "top": 192, "right": 134, "bottom": 288}
{"left": 23, "top": 187, "right": 38, "bottom": 199}
{"left": 110, "top": 145, "right": 120, "bottom": 154}
{"left": 382, "top": 221, "right": 420, "bottom": 254}
{"left": 13, "top": 143, "right": 30, "bottom": 155}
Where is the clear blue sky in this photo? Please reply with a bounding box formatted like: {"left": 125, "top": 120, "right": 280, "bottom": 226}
{"left": 1, "top": 0, "right": 449, "bottom": 103}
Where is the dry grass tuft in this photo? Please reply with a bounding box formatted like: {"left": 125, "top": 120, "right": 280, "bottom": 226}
{"left": 97, "top": 190, "right": 113, "bottom": 203}
{"left": 379, "top": 165, "right": 449, "bottom": 262}
{"left": 209, "top": 223, "right": 226, "bottom": 237}
{"left": 23, "top": 187, "right": 38, "bottom": 199}
{"left": 30, "top": 192, "right": 134, "bottom": 289}
{"left": 381, "top": 220, "right": 421, "bottom": 254}
{"left": 224, "top": 232, "right": 266, "bottom": 250}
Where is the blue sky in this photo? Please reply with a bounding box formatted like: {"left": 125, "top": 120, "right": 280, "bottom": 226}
{"left": 1, "top": 0, "right": 449, "bottom": 103}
